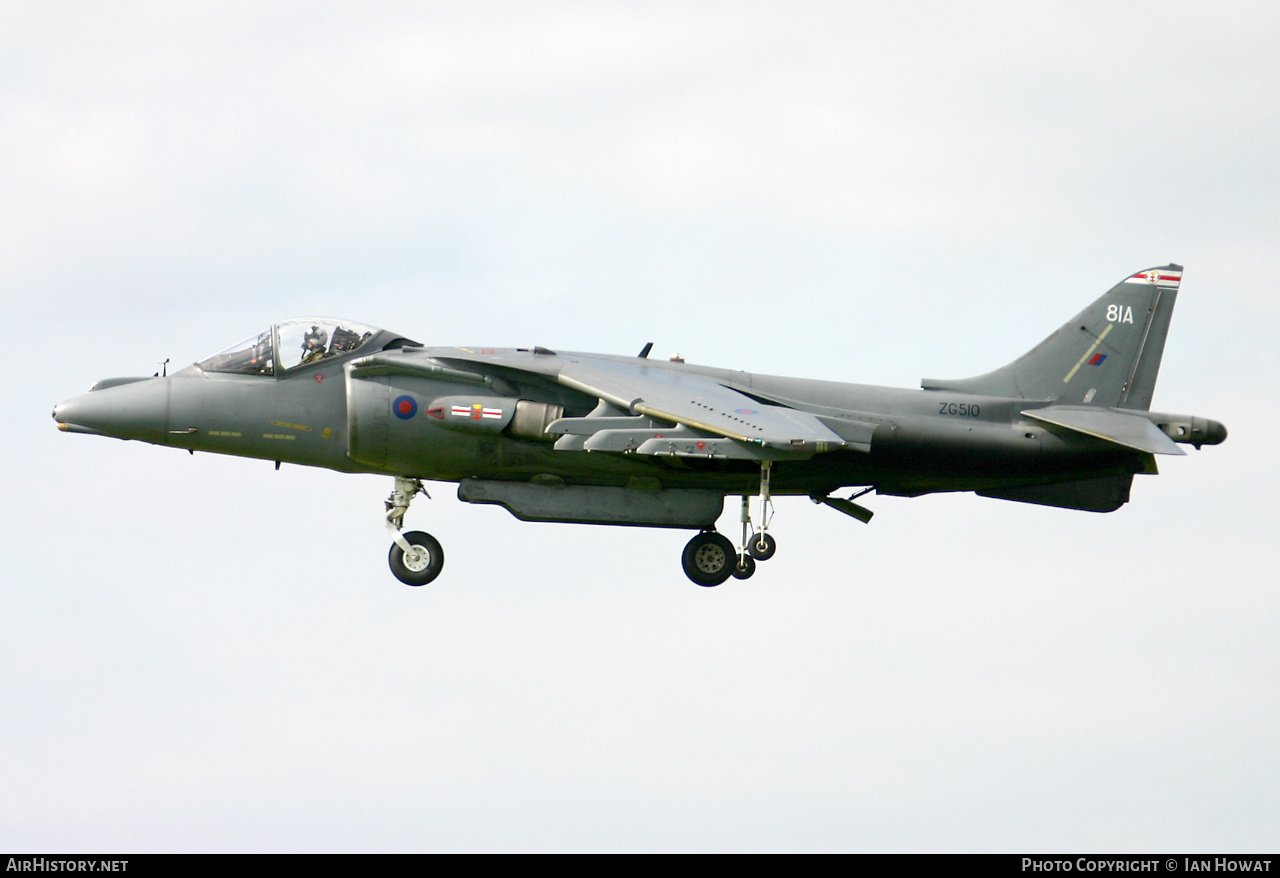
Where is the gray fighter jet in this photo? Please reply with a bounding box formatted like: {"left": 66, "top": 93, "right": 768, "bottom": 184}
{"left": 54, "top": 265, "right": 1226, "bottom": 587}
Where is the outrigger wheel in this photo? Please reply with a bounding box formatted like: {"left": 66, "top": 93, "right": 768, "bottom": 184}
{"left": 681, "top": 531, "right": 737, "bottom": 587}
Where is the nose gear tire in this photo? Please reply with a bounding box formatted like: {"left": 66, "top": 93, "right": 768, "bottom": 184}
{"left": 389, "top": 530, "right": 445, "bottom": 586}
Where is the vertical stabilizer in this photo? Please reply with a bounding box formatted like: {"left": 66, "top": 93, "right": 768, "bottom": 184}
{"left": 922, "top": 265, "right": 1182, "bottom": 410}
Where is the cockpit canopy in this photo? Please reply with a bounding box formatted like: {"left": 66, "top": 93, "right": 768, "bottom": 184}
{"left": 196, "top": 318, "right": 411, "bottom": 376}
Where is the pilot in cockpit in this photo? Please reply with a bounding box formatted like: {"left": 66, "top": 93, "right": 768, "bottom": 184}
{"left": 300, "top": 325, "right": 330, "bottom": 364}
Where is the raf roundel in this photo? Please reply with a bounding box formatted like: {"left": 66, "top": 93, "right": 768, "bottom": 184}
{"left": 393, "top": 395, "right": 418, "bottom": 420}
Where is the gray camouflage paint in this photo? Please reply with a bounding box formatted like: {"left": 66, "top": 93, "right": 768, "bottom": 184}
{"left": 53, "top": 264, "right": 1225, "bottom": 540}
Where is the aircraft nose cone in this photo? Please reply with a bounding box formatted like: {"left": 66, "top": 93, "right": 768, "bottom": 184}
{"left": 53, "top": 378, "right": 169, "bottom": 442}
{"left": 51, "top": 402, "right": 84, "bottom": 432}
{"left": 53, "top": 397, "right": 98, "bottom": 434}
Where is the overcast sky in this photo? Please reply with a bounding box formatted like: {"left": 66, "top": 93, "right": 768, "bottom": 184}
{"left": 3, "top": 1, "right": 1278, "bottom": 852}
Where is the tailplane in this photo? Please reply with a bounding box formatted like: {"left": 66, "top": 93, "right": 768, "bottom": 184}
{"left": 922, "top": 265, "right": 1183, "bottom": 410}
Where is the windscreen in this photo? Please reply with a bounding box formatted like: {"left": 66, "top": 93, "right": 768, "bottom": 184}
{"left": 196, "top": 329, "right": 275, "bottom": 375}
{"left": 196, "top": 319, "right": 384, "bottom": 376}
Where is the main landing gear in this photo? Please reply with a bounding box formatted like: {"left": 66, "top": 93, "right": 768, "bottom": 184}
{"left": 679, "top": 462, "right": 778, "bottom": 587}
{"left": 382, "top": 464, "right": 788, "bottom": 589}
{"left": 385, "top": 476, "right": 444, "bottom": 586}
{"left": 681, "top": 531, "right": 739, "bottom": 587}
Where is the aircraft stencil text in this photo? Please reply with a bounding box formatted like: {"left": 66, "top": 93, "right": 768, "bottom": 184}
{"left": 1107, "top": 303, "right": 1135, "bottom": 323}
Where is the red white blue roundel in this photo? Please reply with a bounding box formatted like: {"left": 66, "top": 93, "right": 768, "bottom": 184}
{"left": 393, "top": 395, "right": 417, "bottom": 419}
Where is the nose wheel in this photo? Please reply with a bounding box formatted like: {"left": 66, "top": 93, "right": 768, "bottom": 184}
{"left": 389, "top": 530, "right": 445, "bottom": 586}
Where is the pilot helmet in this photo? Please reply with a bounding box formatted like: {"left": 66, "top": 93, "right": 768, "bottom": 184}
{"left": 303, "top": 325, "right": 329, "bottom": 355}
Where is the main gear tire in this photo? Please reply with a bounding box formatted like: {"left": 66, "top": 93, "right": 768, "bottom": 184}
{"left": 681, "top": 532, "right": 736, "bottom": 587}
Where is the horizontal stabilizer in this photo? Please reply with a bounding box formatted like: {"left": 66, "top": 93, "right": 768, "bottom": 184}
{"left": 1022, "top": 406, "right": 1185, "bottom": 456}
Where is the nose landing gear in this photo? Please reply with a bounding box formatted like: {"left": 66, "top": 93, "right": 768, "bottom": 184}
{"left": 385, "top": 476, "right": 444, "bottom": 586}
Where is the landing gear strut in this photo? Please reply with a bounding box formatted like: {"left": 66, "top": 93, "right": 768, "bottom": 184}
{"left": 735, "top": 461, "right": 780, "bottom": 572}
{"left": 741, "top": 461, "right": 777, "bottom": 563}
{"left": 385, "top": 476, "right": 444, "bottom": 586}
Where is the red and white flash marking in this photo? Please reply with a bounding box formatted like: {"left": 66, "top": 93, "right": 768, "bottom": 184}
{"left": 450, "top": 404, "right": 504, "bottom": 419}
{"left": 1125, "top": 269, "right": 1182, "bottom": 287}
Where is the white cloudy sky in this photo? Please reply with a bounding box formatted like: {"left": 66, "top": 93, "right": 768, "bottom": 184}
{"left": 3, "top": 0, "right": 1278, "bottom": 852}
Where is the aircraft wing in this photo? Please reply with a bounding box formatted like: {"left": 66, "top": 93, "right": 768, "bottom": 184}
{"left": 433, "top": 349, "right": 848, "bottom": 457}
{"left": 557, "top": 358, "right": 846, "bottom": 452}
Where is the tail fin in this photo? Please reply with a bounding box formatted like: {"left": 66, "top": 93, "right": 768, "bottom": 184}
{"left": 922, "top": 265, "right": 1182, "bottom": 410}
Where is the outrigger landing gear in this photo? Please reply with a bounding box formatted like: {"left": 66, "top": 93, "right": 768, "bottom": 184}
{"left": 385, "top": 476, "right": 444, "bottom": 586}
